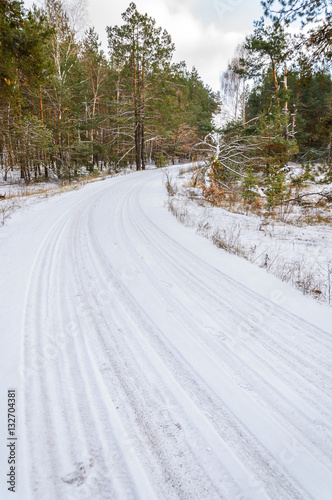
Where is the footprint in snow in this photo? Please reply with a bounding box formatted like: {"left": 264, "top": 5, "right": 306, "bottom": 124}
{"left": 62, "top": 458, "right": 94, "bottom": 486}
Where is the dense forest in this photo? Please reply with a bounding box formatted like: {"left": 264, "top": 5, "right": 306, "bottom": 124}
{"left": 0, "top": 0, "right": 220, "bottom": 181}
{"left": 218, "top": 0, "right": 332, "bottom": 183}
{"left": 0, "top": 0, "right": 331, "bottom": 187}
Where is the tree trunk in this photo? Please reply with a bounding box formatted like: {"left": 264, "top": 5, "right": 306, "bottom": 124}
{"left": 242, "top": 77, "right": 246, "bottom": 124}
{"left": 270, "top": 56, "right": 279, "bottom": 107}
{"left": 39, "top": 87, "right": 49, "bottom": 179}
{"left": 283, "top": 62, "right": 288, "bottom": 114}
{"left": 328, "top": 132, "right": 332, "bottom": 165}
{"left": 141, "top": 121, "right": 145, "bottom": 170}
{"left": 132, "top": 47, "right": 141, "bottom": 170}
{"left": 44, "top": 152, "right": 49, "bottom": 179}
{"left": 283, "top": 62, "right": 289, "bottom": 140}
{"left": 135, "top": 121, "right": 141, "bottom": 170}
{"left": 141, "top": 57, "right": 145, "bottom": 170}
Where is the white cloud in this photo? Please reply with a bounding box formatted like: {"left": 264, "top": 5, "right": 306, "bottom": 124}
{"left": 23, "top": 0, "right": 263, "bottom": 91}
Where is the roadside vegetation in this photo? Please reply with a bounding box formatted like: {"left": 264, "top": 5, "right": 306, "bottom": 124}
{"left": 0, "top": 1, "right": 219, "bottom": 183}
{"left": 164, "top": 162, "right": 332, "bottom": 305}
{"left": 1, "top": 0, "right": 332, "bottom": 302}
{"left": 162, "top": 1, "right": 332, "bottom": 305}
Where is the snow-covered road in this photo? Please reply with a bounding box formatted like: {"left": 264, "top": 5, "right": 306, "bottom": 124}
{"left": 1, "top": 167, "right": 332, "bottom": 499}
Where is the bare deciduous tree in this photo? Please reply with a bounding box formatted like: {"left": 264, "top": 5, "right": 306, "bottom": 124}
{"left": 220, "top": 44, "right": 248, "bottom": 124}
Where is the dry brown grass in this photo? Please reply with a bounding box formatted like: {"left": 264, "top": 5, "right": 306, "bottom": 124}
{"left": 163, "top": 170, "right": 178, "bottom": 196}
{"left": 0, "top": 171, "right": 116, "bottom": 225}
{"left": 211, "top": 224, "right": 248, "bottom": 259}
{"left": 0, "top": 199, "right": 20, "bottom": 225}
{"left": 300, "top": 213, "right": 332, "bottom": 225}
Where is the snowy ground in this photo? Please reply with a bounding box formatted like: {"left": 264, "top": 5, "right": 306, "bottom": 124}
{"left": 1, "top": 165, "right": 332, "bottom": 499}
{"left": 166, "top": 166, "right": 332, "bottom": 305}
{"left": 0, "top": 167, "right": 112, "bottom": 200}
{"left": 0, "top": 168, "right": 134, "bottom": 227}
{"left": 0, "top": 167, "right": 67, "bottom": 198}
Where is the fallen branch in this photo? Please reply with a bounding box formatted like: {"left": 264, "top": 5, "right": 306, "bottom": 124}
{"left": 284, "top": 190, "right": 332, "bottom": 204}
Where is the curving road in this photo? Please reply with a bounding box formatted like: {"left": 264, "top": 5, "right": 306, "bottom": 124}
{"left": 1, "top": 167, "right": 332, "bottom": 499}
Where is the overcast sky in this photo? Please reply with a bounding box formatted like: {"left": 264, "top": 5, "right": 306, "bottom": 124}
{"left": 24, "top": 0, "right": 264, "bottom": 91}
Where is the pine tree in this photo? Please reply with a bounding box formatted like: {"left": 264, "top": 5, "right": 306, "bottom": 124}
{"left": 0, "top": 1, "right": 52, "bottom": 180}
{"left": 107, "top": 2, "right": 175, "bottom": 170}
{"left": 261, "top": 0, "right": 332, "bottom": 60}
{"left": 245, "top": 18, "right": 290, "bottom": 102}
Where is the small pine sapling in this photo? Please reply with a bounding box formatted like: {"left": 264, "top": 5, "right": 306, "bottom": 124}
{"left": 264, "top": 167, "right": 288, "bottom": 207}
{"left": 154, "top": 152, "right": 167, "bottom": 168}
{"left": 242, "top": 168, "right": 259, "bottom": 202}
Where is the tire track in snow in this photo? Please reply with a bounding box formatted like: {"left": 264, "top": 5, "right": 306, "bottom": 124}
{"left": 75, "top": 189, "right": 236, "bottom": 499}
{"left": 23, "top": 180, "right": 230, "bottom": 499}
{"left": 21, "top": 168, "right": 332, "bottom": 499}
{"left": 23, "top": 189, "right": 159, "bottom": 499}
{"left": 86, "top": 178, "right": 311, "bottom": 498}
{"left": 130, "top": 177, "right": 332, "bottom": 404}
{"left": 101, "top": 171, "right": 332, "bottom": 498}
{"left": 132, "top": 208, "right": 332, "bottom": 428}
{"left": 109, "top": 179, "right": 332, "bottom": 468}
